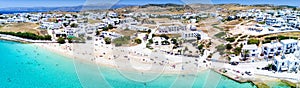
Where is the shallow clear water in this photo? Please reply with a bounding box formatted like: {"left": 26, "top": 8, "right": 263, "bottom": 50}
{"left": 0, "top": 40, "right": 285, "bottom": 88}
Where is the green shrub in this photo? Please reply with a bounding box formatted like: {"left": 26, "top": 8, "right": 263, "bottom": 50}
{"left": 147, "top": 29, "right": 151, "bottom": 34}
{"left": 102, "top": 27, "right": 109, "bottom": 31}
{"left": 113, "top": 36, "right": 130, "bottom": 46}
{"left": 108, "top": 24, "right": 113, "bottom": 29}
{"left": 226, "top": 44, "right": 233, "bottom": 50}
{"left": 216, "top": 44, "right": 226, "bottom": 55}
{"left": 134, "top": 38, "right": 142, "bottom": 44}
{"left": 171, "top": 38, "right": 177, "bottom": 44}
{"left": 226, "top": 37, "right": 235, "bottom": 42}
{"left": 148, "top": 39, "right": 153, "bottom": 44}
{"left": 234, "top": 47, "right": 242, "bottom": 55}
{"left": 198, "top": 44, "right": 204, "bottom": 50}
{"left": 160, "top": 34, "right": 169, "bottom": 40}
{"left": 57, "top": 37, "right": 66, "bottom": 44}
{"left": 214, "top": 32, "right": 226, "bottom": 38}
{"left": 247, "top": 39, "right": 260, "bottom": 45}
{"left": 0, "top": 32, "right": 51, "bottom": 40}
{"left": 104, "top": 37, "right": 112, "bottom": 44}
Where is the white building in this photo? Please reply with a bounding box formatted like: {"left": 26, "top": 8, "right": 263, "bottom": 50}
{"left": 100, "top": 31, "right": 122, "bottom": 39}
{"left": 181, "top": 31, "right": 201, "bottom": 40}
{"left": 0, "top": 19, "right": 6, "bottom": 24}
{"left": 281, "top": 39, "right": 298, "bottom": 54}
{"left": 273, "top": 54, "right": 300, "bottom": 72}
{"left": 262, "top": 42, "right": 283, "bottom": 59}
{"left": 156, "top": 25, "right": 186, "bottom": 34}
{"left": 242, "top": 44, "right": 260, "bottom": 58}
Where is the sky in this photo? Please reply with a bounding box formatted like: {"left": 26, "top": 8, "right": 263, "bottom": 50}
{"left": 0, "top": 0, "right": 299, "bottom": 8}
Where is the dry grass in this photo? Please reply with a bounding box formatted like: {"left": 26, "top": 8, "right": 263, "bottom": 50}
{"left": 0, "top": 23, "right": 43, "bottom": 35}
{"left": 115, "top": 29, "right": 137, "bottom": 36}
{"left": 221, "top": 25, "right": 235, "bottom": 30}
{"left": 225, "top": 20, "right": 243, "bottom": 25}
{"left": 149, "top": 18, "right": 172, "bottom": 23}
{"left": 265, "top": 32, "right": 300, "bottom": 38}
{"left": 88, "top": 19, "right": 102, "bottom": 24}
{"left": 47, "top": 18, "right": 57, "bottom": 22}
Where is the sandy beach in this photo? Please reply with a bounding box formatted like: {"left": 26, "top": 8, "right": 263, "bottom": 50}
{"left": 32, "top": 39, "right": 300, "bottom": 87}
{"left": 33, "top": 40, "right": 212, "bottom": 75}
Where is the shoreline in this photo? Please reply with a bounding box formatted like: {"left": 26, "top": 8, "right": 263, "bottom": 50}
{"left": 33, "top": 41, "right": 298, "bottom": 87}
{"left": 1, "top": 39, "right": 297, "bottom": 87}
{"left": 32, "top": 42, "right": 211, "bottom": 75}
{"left": 213, "top": 67, "right": 299, "bottom": 88}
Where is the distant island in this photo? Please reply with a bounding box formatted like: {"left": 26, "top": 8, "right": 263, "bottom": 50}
{"left": 0, "top": 3, "right": 298, "bottom": 14}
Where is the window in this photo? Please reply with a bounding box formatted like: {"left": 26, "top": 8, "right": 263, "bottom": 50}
{"left": 271, "top": 49, "right": 274, "bottom": 52}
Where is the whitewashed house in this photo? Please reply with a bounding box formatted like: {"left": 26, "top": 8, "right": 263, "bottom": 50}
{"left": 242, "top": 44, "right": 260, "bottom": 58}
{"left": 100, "top": 31, "right": 122, "bottom": 39}
{"left": 108, "top": 12, "right": 118, "bottom": 18}
{"left": 156, "top": 25, "right": 186, "bottom": 34}
{"left": 103, "top": 18, "right": 115, "bottom": 26}
{"left": 0, "top": 19, "right": 7, "bottom": 24}
{"left": 181, "top": 31, "right": 201, "bottom": 40}
{"left": 123, "top": 13, "right": 133, "bottom": 17}
{"left": 273, "top": 54, "right": 300, "bottom": 72}
{"left": 262, "top": 42, "right": 283, "bottom": 59}
{"left": 281, "top": 39, "right": 298, "bottom": 54}
{"left": 96, "top": 23, "right": 107, "bottom": 28}
{"left": 40, "top": 22, "right": 50, "bottom": 29}
{"left": 65, "top": 28, "right": 76, "bottom": 36}
{"left": 152, "top": 37, "right": 167, "bottom": 45}
{"left": 266, "top": 18, "right": 279, "bottom": 26}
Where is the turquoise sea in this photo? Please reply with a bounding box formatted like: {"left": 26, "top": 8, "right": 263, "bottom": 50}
{"left": 0, "top": 40, "right": 291, "bottom": 88}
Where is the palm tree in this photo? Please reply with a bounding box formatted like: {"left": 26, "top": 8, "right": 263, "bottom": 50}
{"left": 243, "top": 50, "right": 250, "bottom": 61}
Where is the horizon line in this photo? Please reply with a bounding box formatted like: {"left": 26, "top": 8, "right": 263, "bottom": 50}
{"left": 0, "top": 3, "right": 299, "bottom": 9}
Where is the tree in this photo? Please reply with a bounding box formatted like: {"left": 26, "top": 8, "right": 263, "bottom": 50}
{"left": 234, "top": 47, "right": 242, "bottom": 56}
{"left": 70, "top": 23, "right": 78, "bottom": 28}
{"left": 196, "top": 35, "right": 201, "bottom": 40}
{"left": 67, "top": 38, "right": 73, "bottom": 43}
{"left": 148, "top": 39, "right": 153, "bottom": 44}
{"left": 226, "top": 37, "right": 235, "bottom": 42}
{"left": 243, "top": 50, "right": 250, "bottom": 61}
{"left": 134, "top": 38, "right": 142, "bottom": 44}
{"left": 198, "top": 44, "right": 204, "bottom": 50}
{"left": 171, "top": 38, "right": 177, "bottom": 44}
{"left": 147, "top": 29, "right": 151, "bottom": 34}
{"left": 104, "top": 37, "right": 111, "bottom": 44}
{"left": 102, "top": 27, "right": 109, "bottom": 31}
{"left": 96, "top": 31, "right": 100, "bottom": 35}
{"left": 44, "top": 35, "right": 52, "bottom": 40}
{"left": 225, "top": 44, "right": 233, "bottom": 50}
{"left": 57, "top": 37, "right": 66, "bottom": 44}
{"left": 160, "top": 34, "right": 169, "bottom": 40}
{"left": 108, "top": 24, "right": 113, "bottom": 29}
